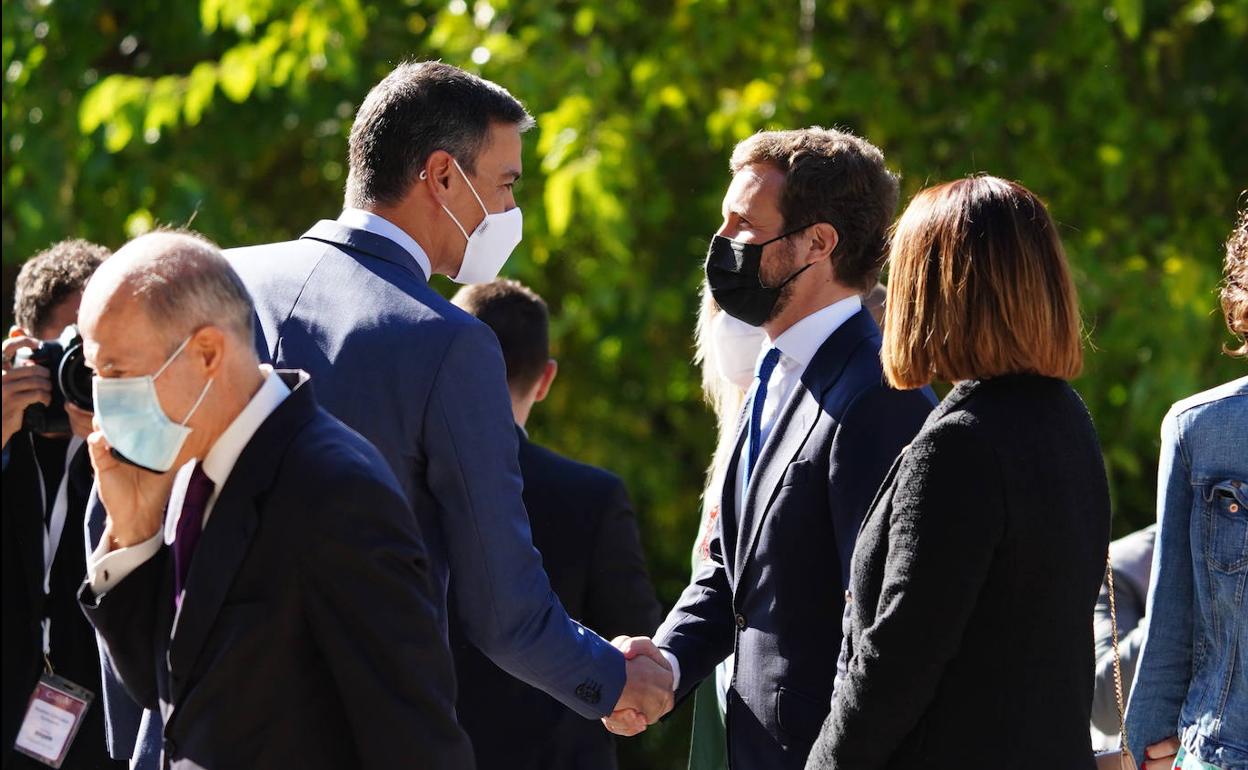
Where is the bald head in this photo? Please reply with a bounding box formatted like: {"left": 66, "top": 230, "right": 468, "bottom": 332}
{"left": 80, "top": 230, "right": 267, "bottom": 470}
{"left": 83, "top": 230, "right": 255, "bottom": 352}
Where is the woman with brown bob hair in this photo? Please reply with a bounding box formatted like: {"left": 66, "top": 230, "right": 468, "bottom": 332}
{"left": 806, "top": 176, "right": 1111, "bottom": 770}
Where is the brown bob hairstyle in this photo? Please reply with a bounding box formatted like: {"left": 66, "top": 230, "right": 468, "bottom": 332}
{"left": 882, "top": 176, "right": 1083, "bottom": 389}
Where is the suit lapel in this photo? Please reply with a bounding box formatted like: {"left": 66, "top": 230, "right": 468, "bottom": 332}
{"left": 164, "top": 483, "right": 263, "bottom": 703}
{"left": 718, "top": 413, "right": 749, "bottom": 578}
{"left": 165, "top": 372, "right": 316, "bottom": 703}
{"left": 731, "top": 308, "right": 880, "bottom": 590}
{"left": 15, "top": 441, "right": 47, "bottom": 614}
{"left": 732, "top": 383, "right": 821, "bottom": 588}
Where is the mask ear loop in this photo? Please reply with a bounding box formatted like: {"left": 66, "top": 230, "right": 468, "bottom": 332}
{"left": 758, "top": 223, "right": 822, "bottom": 289}
{"left": 150, "top": 333, "right": 214, "bottom": 426}
{"left": 152, "top": 334, "right": 195, "bottom": 380}
{"left": 425, "top": 161, "right": 478, "bottom": 242}
{"left": 450, "top": 156, "right": 490, "bottom": 218}
{"left": 178, "top": 378, "right": 214, "bottom": 427}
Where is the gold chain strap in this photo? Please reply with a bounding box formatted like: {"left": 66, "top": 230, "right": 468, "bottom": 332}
{"left": 1105, "top": 553, "right": 1131, "bottom": 763}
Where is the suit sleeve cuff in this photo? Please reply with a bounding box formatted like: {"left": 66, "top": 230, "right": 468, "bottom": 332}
{"left": 88, "top": 531, "right": 163, "bottom": 595}
{"left": 660, "top": 649, "right": 681, "bottom": 692}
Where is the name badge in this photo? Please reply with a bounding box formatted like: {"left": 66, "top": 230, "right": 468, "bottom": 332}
{"left": 13, "top": 673, "right": 94, "bottom": 768}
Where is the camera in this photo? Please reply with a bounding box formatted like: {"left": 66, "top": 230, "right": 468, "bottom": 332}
{"left": 14, "top": 324, "right": 93, "bottom": 434}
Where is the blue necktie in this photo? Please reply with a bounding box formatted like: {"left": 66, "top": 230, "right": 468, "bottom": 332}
{"left": 745, "top": 347, "right": 782, "bottom": 485}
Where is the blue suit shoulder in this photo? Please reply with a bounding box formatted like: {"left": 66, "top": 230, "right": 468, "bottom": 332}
{"left": 226, "top": 235, "right": 500, "bottom": 369}
{"left": 822, "top": 334, "right": 937, "bottom": 422}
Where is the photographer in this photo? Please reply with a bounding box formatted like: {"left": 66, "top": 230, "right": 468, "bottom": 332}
{"left": 2, "top": 239, "right": 121, "bottom": 769}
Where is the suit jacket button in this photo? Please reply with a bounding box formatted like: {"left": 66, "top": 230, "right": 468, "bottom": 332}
{"left": 574, "top": 679, "right": 602, "bottom": 705}
{"left": 735, "top": 613, "right": 747, "bottom": 629}
{"left": 163, "top": 737, "right": 177, "bottom": 757}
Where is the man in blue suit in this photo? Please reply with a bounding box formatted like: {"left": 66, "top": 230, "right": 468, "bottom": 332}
{"left": 223, "top": 61, "right": 673, "bottom": 726}
{"left": 606, "top": 128, "right": 936, "bottom": 769}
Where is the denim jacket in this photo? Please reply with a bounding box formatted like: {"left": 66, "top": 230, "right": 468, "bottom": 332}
{"left": 1126, "top": 376, "right": 1248, "bottom": 770}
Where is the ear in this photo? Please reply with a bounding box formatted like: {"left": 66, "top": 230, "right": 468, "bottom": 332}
{"left": 422, "top": 150, "right": 457, "bottom": 205}
{"left": 533, "top": 359, "right": 558, "bottom": 403}
{"left": 190, "top": 326, "right": 228, "bottom": 377}
{"left": 804, "top": 222, "right": 839, "bottom": 265}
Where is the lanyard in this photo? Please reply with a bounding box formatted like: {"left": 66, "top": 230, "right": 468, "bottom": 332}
{"left": 29, "top": 434, "right": 84, "bottom": 660}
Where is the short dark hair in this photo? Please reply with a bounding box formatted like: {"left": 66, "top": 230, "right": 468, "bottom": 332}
{"left": 14, "top": 238, "right": 110, "bottom": 334}
{"left": 883, "top": 176, "right": 1083, "bottom": 389}
{"left": 345, "top": 61, "right": 534, "bottom": 208}
{"left": 1222, "top": 205, "right": 1248, "bottom": 357}
{"left": 730, "top": 127, "right": 900, "bottom": 291}
{"left": 452, "top": 279, "right": 549, "bottom": 391}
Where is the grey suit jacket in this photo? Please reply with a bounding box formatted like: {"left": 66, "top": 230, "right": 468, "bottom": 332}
{"left": 1091, "top": 524, "right": 1155, "bottom": 743}
{"left": 224, "top": 221, "right": 625, "bottom": 718}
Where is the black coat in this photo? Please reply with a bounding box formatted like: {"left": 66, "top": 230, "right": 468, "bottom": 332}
{"left": 2, "top": 433, "right": 121, "bottom": 769}
{"left": 657, "top": 308, "right": 936, "bottom": 770}
{"left": 808, "top": 375, "right": 1112, "bottom": 770}
{"left": 450, "top": 429, "right": 662, "bottom": 770}
{"left": 79, "top": 372, "right": 473, "bottom": 770}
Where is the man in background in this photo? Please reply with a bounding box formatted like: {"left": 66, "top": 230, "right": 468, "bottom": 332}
{"left": 1091, "top": 525, "right": 1155, "bottom": 750}
{"left": 2, "top": 239, "right": 121, "bottom": 769}
{"left": 450, "top": 279, "right": 662, "bottom": 770}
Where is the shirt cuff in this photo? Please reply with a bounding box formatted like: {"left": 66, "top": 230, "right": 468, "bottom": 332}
{"left": 87, "top": 531, "right": 163, "bottom": 595}
{"left": 660, "top": 649, "right": 681, "bottom": 692}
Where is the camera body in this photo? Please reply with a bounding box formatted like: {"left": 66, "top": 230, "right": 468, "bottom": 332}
{"left": 14, "top": 324, "right": 94, "bottom": 435}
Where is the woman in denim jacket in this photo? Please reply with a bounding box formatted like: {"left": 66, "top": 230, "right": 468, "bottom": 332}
{"left": 1126, "top": 208, "right": 1248, "bottom": 770}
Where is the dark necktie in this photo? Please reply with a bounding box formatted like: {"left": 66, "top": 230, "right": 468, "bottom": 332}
{"left": 745, "top": 347, "right": 782, "bottom": 485}
{"left": 173, "top": 462, "right": 214, "bottom": 607}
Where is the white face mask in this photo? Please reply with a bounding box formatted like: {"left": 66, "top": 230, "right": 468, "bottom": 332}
{"left": 709, "top": 310, "right": 768, "bottom": 391}
{"left": 92, "top": 335, "right": 214, "bottom": 473}
{"left": 440, "top": 156, "right": 523, "bottom": 285}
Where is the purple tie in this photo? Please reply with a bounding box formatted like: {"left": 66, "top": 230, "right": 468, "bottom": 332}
{"left": 173, "top": 462, "right": 214, "bottom": 607}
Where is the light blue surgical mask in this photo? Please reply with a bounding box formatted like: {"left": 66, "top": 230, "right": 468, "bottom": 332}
{"left": 93, "top": 335, "right": 214, "bottom": 473}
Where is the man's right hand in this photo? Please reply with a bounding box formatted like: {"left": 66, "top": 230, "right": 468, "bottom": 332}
{"left": 2, "top": 335, "right": 50, "bottom": 447}
{"left": 603, "top": 636, "right": 674, "bottom": 736}
{"left": 87, "top": 420, "right": 175, "bottom": 550}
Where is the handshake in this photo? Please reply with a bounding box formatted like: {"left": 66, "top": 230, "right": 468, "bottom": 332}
{"left": 603, "top": 636, "right": 676, "bottom": 736}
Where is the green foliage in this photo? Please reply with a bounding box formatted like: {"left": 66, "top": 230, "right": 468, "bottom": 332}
{"left": 3, "top": 1, "right": 1245, "bottom": 764}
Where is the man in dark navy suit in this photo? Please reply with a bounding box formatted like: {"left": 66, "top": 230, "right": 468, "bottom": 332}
{"left": 223, "top": 60, "right": 673, "bottom": 730}
{"left": 77, "top": 232, "right": 471, "bottom": 769}
{"left": 448, "top": 279, "right": 662, "bottom": 770}
{"left": 606, "top": 128, "right": 936, "bottom": 769}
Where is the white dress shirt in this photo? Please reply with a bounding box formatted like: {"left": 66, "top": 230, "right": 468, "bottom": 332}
{"left": 87, "top": 366, "right": 291, "bottom": 594}
{"left": 662, "top": 295, "right": 863, "bottom": 692}
{"left": 337, "top": 208, "right": 432, "bottom": 280}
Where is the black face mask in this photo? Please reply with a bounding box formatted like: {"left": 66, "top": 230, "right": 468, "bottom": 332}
{"left": 704, "top": 225, "right": 816, "bottom": 326}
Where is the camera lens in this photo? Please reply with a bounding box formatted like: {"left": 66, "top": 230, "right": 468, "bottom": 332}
{"left": 59, "top": 339, "right": 94, "bottom": 411}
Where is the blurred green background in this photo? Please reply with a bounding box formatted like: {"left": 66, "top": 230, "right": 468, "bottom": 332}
{"left": 3, "top": 0, "right": 1245, "bottom": 765}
